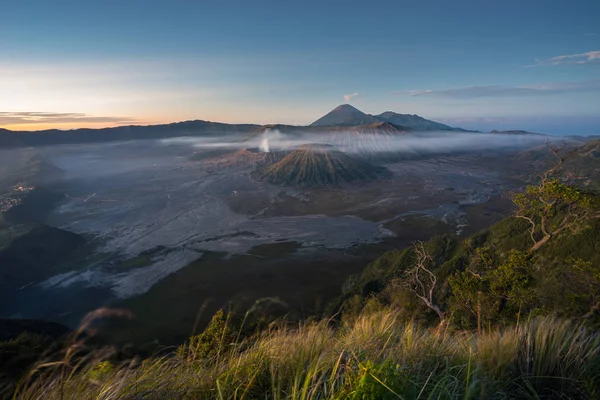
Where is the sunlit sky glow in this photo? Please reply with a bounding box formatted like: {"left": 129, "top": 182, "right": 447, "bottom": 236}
{"left": 1, "top": 0, "right": 599, "bottom": 134}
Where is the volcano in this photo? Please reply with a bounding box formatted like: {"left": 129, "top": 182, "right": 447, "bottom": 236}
{"left": 257, "top": 144, "right": 389, "bottom": 187}
{"left": 310, "top": 104, "right": 465, "bottom": 131}
{"left": 310, "top": 104, "right": 382, "bottom": 127}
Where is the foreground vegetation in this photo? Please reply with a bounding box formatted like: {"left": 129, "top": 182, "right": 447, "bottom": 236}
{"left": 8, "top": 311, "right": 600, "bottom": 399}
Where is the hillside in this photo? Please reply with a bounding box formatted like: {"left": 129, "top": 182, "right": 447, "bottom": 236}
{"left": 335, "top": 214, "right": 600, "bottom": 325}
{"left": 257, "top": 144, "right": 388, "bottom": 186}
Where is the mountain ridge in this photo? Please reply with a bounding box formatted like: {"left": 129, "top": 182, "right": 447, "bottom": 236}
{"left": 1, "top": 105, "right": 468, "bottom": 148}
{"left": 310, "top": 104, "right": 468, "bottom": 132}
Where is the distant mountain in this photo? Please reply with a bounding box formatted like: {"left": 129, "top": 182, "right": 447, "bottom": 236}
{"left": 0, "top": 105, "right": 469, "bottom": 149}
{"left": 340, "top": 121, "right": 408, "bottom": 135}
{"left": 311, "top": 104, "right": 467, "bottom": 131}
{"left": 490, "top": 130, "right": 544, "bottom": 136}
{"left": 310, "top": 105, "right": 382, "bottom": 127}
{"left": 0, "top": 121, "right": 260, "bottom": 148}
{"left": 257, "top": 144, "right": 389, "bottom": 186}
{"left": 375, "top": 111, "right": 465, "bottom": 131}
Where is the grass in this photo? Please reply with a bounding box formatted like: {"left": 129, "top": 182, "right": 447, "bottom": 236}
{"left": 9, "top": 309, "right": 600, "bottom": 399}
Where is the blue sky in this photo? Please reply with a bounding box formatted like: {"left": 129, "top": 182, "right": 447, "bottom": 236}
{"left": 1, "top": 0, "right": 599, "bottom": 134}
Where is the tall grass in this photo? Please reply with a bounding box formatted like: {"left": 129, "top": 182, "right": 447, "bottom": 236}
{"left": 10, "top": 310, "right": 600, "bottom": 399}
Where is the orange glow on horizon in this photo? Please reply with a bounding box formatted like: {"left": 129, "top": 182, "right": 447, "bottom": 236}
{"left": 0, "top": 119, "right": 164, "bottom": 132}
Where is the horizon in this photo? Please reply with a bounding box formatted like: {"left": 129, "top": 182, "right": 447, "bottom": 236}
{"left": 2, "top": 0, "right": 599, "bottom": 135}
{"left": 0, "top": 103, "right": 597, "bottom": 137}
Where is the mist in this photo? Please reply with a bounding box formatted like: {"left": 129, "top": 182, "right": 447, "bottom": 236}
{"left": 158, "top": 129, "right": 555, "bottom": 158}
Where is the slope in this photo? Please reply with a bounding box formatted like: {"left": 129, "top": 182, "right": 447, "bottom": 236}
{"left": 257, "top": 144, "right": 388, "bottom": 186}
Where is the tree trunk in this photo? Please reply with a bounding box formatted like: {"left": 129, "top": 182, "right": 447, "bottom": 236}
{"left": 530, "top": 234, "right": 551, "bottom": 252}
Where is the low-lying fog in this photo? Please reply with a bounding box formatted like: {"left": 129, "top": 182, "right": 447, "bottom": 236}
{"left": 160, "top": 130, "right": 549, "bottom": 155}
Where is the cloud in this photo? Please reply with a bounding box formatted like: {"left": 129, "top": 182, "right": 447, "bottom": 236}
{"left": 343, "top": 92, "right": 359, "bottom": 102}
{"left": 584, "top": 33, "right": 598, "bottom": 37}
{"left": 0, "top": 112, "right": 136, "bottom": 126}
{"left": 391, "top": 80, "right": 600, "bottom": 99}
{"left": 527, "top": 50, "right": 600, "bottom": 67}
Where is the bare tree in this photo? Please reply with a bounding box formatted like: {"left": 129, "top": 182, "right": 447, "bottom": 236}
{"left": 402, "top": 242, "right": 446, "bottom": 323}
{"left": 514, "top": 140, "right": 600, "bottom": 252}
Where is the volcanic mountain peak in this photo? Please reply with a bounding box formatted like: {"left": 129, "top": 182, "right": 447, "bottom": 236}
{"left": 257, "top": 143, "right": 388, "bottom": 187}
{"left": 333, "top": 104, "right": 361, "bottom": 113}
{"left": 310, "top": 104, "right": 381, "bottom": 127}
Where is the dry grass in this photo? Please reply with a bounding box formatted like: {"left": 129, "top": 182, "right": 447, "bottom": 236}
{"left": 10, "top": 309, "right": 600, "bottom": 399}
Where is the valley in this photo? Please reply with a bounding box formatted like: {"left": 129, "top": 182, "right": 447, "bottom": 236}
{"left": 0, "top": 104, "right": 589, "bottom": 344}
{"left": 0, "top": 125, "right": 558, "bottom": 343}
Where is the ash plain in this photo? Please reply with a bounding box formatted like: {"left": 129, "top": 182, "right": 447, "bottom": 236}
{"left": 2, "top": 132, "right": 551, "bottom": 342}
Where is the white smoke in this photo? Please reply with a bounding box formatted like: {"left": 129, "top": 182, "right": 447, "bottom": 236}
{"left": 259, "top": 129, "right": 285, "bottom": 153}
{"left": 259, "top": 135, "right": 270, "bottom": 153}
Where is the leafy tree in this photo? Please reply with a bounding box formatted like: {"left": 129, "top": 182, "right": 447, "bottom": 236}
{"left": 447, "top": 270, "right": 487, "bottom": 331}
{"left": 488, "top": 250, "right": 535, "bottom": 317}
{"left": 560, "top": 258, "right": 600, "bottom": 319}
{"left": 449, "top": 250, "right": 535, "bottom": 330}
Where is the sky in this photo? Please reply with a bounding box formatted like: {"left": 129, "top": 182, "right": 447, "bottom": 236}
{"left": 1, "top": 0, "right": 599, "bottom": 134}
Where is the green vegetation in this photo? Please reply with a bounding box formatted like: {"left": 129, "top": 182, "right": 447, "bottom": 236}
{"left": 9, "top": 312, "right": 600, "bottom": 399}
{"left": 337, "top": 211, "right": 600, "bottom": 331}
